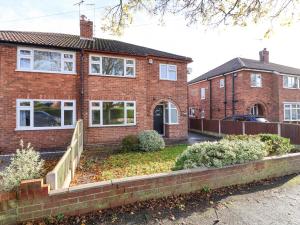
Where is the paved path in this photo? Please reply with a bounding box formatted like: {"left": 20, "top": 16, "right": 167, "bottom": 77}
{"left": 96, "top": 175, "right": 300, "bottom": 225}
{"left": 188, "top": 131, "right": 218, "bottom": 145}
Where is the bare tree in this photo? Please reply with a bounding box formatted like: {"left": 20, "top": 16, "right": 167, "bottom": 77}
{"left": 101, "top": 0, "right": 298, "bottom": 35}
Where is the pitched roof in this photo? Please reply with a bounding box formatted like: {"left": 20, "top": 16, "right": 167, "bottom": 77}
{"left": 0, "top": 31, "right": 192, "bottom": 62}
{"left": 189, "top": 57, "right": 300, "bottom": 84}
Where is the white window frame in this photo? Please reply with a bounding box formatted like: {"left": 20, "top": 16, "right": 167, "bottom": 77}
{"left": 283, "top": 75, "right": 300, "bottom": 89}
{"left": 189, "top": 107, "right": 196, "bottom": 118}
{"left": 250, "top": 104, "right": 259, "bottom": 116}
{"left": 89, "top": 100, "right": 136, "bottom": 127}
{"left": 16, "top": 99, "right": 76, "bottom": 130}
{"left": 283, "top": 102, "right": 300, "bottom": 121}
{"left": 16, "top": 47, "right": 76, "bottom": 74}
{"left": 220, "top": 78, "right": 225, "bottom": 88}
{"left": 250, "top": 73, "right": 262, "bottom": 87}
{"left": 89, "top": 54, "right": 136, "bottom": 77}
{"left": 164, "top": 102, "right": 179, "bottom": 125}
{"left": 159, "top": 64, "right": 177, "bottom": 81}
{"left": 200, "top": 88, "right": 206, "bottom": 100}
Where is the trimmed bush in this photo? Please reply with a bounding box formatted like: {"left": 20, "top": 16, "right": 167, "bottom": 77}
{"left": 0, "top": 141, "right": 44, "bottom": 192}
{"left": 259, "top": 134, "right": 292, "bottom": 155}
{"left": 138, "top": 130, "right": 165, "bottom": 152}
{"left": 121, "top": 135, "right": 139, "bottom": 152}
{"left": 224, "top": 134, "right": 292, "bottom": 156}
{"left": 173, "top": 139, "right": 267, "bottom": 170}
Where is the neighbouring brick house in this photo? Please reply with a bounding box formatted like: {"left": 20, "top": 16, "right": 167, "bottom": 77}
{"left": 0, "top": 15, "right": 192, "bottom": 153}
{"left": 188, "top": 49, "right": 300, "bottom": 123}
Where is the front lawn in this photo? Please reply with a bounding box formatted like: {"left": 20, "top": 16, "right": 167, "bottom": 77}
{"left": 71, "top": 144, "right": 187, "bottom": 185}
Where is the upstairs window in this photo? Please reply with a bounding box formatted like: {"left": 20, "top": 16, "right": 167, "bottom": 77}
{"left": 17, "top": 48, "right": 76, "bottom": 74}
{"left": 220, "top": 78, "right": 224, "bottom": 88}
{"left": 159, "top": 64, "right": 177, "bottom": 81}
{"left": 89, "top": 55, "right": 135, "bottom": 77}
{"left": 283, "top": 76, "right": 300, "bottom": 89}
{"left": 251, "top": 73, "right": 262, "bottom": 87}
{"left": 200, "top": 88, "right": 206, "bottom": 100}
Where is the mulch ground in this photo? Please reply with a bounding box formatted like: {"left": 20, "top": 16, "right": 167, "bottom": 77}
{"left": 22, "top": 174, "right": 298, "bottom": 225}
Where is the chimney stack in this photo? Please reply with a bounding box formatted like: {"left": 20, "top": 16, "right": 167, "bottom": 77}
{"left": 259, "top": 48, "right": 269, "bottom": 63}
{"left": 80, "top": 15, "right": 93, "bottom": 39}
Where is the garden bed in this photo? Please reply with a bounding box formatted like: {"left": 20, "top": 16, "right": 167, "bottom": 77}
{"left": 71, "top": 144, "right": 187, "bottom": 186}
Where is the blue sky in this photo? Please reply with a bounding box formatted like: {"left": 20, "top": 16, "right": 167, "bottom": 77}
{"left": 1, "top": 0, "right": 300, "bottom": 81}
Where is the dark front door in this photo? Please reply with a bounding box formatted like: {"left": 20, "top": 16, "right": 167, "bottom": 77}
{"left": 153, "top": 105, "right": 164, "bottom": 135}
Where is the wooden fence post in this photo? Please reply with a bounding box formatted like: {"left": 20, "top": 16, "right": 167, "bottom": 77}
{"left": 201, "top": 119, "right": 204, "bottom": 132}
{"left": 218, "top": 120, "right": 221, "bottom": 135}
{"left": 242, "top": 122, "right": 245, "bottom": 135}
{"left": 277, "top": 123, "right": 281, "bottom": 136}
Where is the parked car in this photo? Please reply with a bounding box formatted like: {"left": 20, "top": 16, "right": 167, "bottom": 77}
{"left": 222, "top": 115, "right": 269, "bottom": 123}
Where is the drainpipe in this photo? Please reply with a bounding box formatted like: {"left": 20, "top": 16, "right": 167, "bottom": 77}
{"left": 232, "top": 73, "right": 237, "bottom": 115}
{"left": 80, "top": 49, "right": 84, "bottom": 119}
{"left": 224, "top": 75, "right": 227, "bottom": 118}
{"left": 209, "top": 79, "right": 212, "bottom": 119}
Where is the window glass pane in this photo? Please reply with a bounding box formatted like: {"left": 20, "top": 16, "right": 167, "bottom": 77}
{"left": 160, "top": 65, "right": 167, "bottom": 79}
{"left": 102, "top": 57, "right": 124, "bottom": 76}
{"left": 103, "top": 102, "right": 125, "bottom": 125}
{"left": 127, "top": 109, "right": 135, "bottom": 124}
{"left": 126, "top": 102, "right": 134, "bottom": 108}
{"left": 164, "top": 108, "right": 169, "bottom": 123}
{"left": 64, "top": 102, "right": 73, "bottom": 107}
{"left": 20, "top": 50, "right": 31, "bottom": 55}
{"left": 64, "top": 54, "right": 73, "bottom": 59}
{"left": 91, "top": 56, "right": 100, "bottom": 61}
{"left": 64, "top": 110, "right": 73, "bottom": 125}
{"left": 92, "top": 102, "right": 100, "bottom": 107}
{"left": 20, "top": 58, "right": 31, "bottom": 69}
{"left": 126, "top": 59, "right": 134, "bottom": 65}
{"left": 170, "top": 108, "right": 178, "bottom": 123}
{"left": 34, "top": 101, "right": 61, "bottom": 127}
{"left": 64, "top": 61, "right": 73, "bottom": 72}
{"left": 20, "top": 102, "right": 30, "bottom": 106}
{"left": 283, "top": 76, "right": 288, "bottom": 87}
{"left": 126, "top": 67, "right": 134, "bottom": 76}
{"left": 20, "top": 110, "right": 30, "bottom": 126}
{"left": 168, "top": 70, "right": 176, "bottom": 80}
{"left": 91, "top": 64, "right": 100, "bottom": 74}
{"left": 33, "top": 50, "right": 61, "bottom": 72}
{"left": 292, "top": 108, "right": 297, "bottom": 120}
{"left": 92, "top": 110, "right": 101, "bottom": 125}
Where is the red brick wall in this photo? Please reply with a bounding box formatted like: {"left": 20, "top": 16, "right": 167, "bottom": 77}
{"left": 0, "top": 44, "right": 188, "bottom": 153}
{"left": 188, "top": 70, "right": 300, "bottom": 122}
{"left": 1, "top": 153, "right": 300, "bottom": 225}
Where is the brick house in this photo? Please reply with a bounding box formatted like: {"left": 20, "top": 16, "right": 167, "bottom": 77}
{"left": 188, "top": 49, "right": 300, "bottom": 123}
{"left": 0, "top": 16, "right": 192, "bottom": 153}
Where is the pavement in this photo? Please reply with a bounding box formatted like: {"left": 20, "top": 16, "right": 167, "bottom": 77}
{"left": 96, "top": 174, "right": 300, "bottom": 225}
{"left": 188, "top": 131, "right": 218, "bottom": 145}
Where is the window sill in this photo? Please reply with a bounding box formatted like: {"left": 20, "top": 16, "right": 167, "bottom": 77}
{"left": 159, "top": 78, "right": 177, "bottom": 81}
{"left": 89, "top": 74, "right": 136, "bottom": 78}
{"left": 15, "top": 69, "right": 77, "bottom": 75}
{"left": 89, "top": 124, "right": 137, "bottom": 128}
{"left": 165, "top": 123, "right": 179, "bottom": 125}
{"left": 15, "top": 126, "right": 75, "bottom": 131}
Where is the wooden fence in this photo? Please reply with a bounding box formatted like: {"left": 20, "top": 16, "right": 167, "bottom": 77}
{"left": 46, "top": 120, "right": 83, "bottom": 190}
{"left": 189, "top": 119, "right": 300, "bottom": 145}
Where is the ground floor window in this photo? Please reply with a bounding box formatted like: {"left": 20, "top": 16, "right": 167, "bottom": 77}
{"left": 164, "top": 102, "right": 179, "bottom": 124}
{"left": 189, "top": 107, "right": 195, "bottom": 117}
{"left": 89, "top": 101, "right": 136, "bottom": 127}
{"left": 284, "top": 103, "right": 300, "bottom": 121}
{"left": 16, "top": 99, "right": 76, "bottom": 130}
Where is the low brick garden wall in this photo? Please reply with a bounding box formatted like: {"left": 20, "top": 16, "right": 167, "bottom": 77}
{"left": 1, "top": 153, "right": 300, "bottom": 225}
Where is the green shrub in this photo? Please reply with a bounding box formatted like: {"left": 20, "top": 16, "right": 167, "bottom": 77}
{"left": 0, "top": 141, "right": 44, "bottom": 192}
{"left": 224, "top": 134, "right": 293, "bottom": 156}
{"left": 138, "top": 130, "right": 165, "bottom": 152}
{"left": 173, "top": 139, "right": 267, "bottom": 170}
{"left": 121, "top": 135, "right": 139, "bottom": 152}
{"left": 258, "top": 134, "right": 292, "bottom": 155}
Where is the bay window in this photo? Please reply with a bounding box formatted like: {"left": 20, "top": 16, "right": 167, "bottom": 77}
{"left": 16, "top": 99, "right": 76, "bottom": 130}
{"left": 17, "top": 47, "right": 76, "bottom": 74}
{"left": 164, "top": 102, "right": 179, "bottom": 124}
{"left": 89, "top": 101, "right": 136, "bottom": 126}
{"left": 284, "top": 103, "right": 300, "bottom": 121}
{"left": 89, "top": 55, "right": 135, "bottom": 77}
